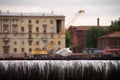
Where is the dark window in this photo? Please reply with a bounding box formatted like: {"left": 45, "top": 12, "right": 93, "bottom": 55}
{"left": 29, "top": 35, "right": 32, "bottom": 38}
{"left": 21, "top": 48, "right": 24, "bottom": 52}
{"left": 29, "top": 27, "right": 32, "bottom": 31}
{"left": 36, "top": 27, "right": 39, "bottom": 32}
{"left": 29, "top": 41, "right": 32, "bottom": 45}
{"left": 56, "top": 20, "right": 62, "bottom": 33}
{"left": 36, "top": 41, "right": 39, "bottom": 45}
{"left": 58, "top": 41, "right": 61, "bottom": 45}
{"left": 43, "top": 26, "right": 46, "bottom": 33}
{"left": 28, "top": 20, "right": 32, "bottom": 23}
{"left": 29, "top": 48, "right": 32, "bottom": 52}
{"left": 4, "top": 42, "right": 8, "bottom": 45}
{"left": 21, "top": 27, "right": 24, "bottom": 32}
{"left": 14, "top": 48, "right": 17, "bottom": 52}
{"left": 14, "top": 41, "right": 17, "bottom": 45}
{"left": 36, "top": 20, "right": 39, "bottom": 24}
{"left": 50, "top": 20, "right": 53, "bottom": 24}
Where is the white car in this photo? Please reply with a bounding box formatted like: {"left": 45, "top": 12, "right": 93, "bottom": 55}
{"left": 56, "top": 48, "right": 73, "bottom": 56}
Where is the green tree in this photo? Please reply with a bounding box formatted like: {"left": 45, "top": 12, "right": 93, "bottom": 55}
{"left": 65, "top": 32, "right": 71, "bottom": 47}
{"left": 108, "top": 19, "right": 120, "bottom": 33}
{"left": 86, "top": 27, "right": 106, "bottom": 48}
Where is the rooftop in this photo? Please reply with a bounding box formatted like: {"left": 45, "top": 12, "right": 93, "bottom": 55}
{"left": 99, "top": 31, "right": 120, "bottom": 38}
{"left": 70, "top": 26, "right": 108, "bottom": 31}
{"left": 0, "top": 11, "right": 64, "bottom": 17}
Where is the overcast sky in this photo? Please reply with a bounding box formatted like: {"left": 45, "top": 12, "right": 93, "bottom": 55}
{"left": 0, "top": 0, "right": 120, "bottom": 26}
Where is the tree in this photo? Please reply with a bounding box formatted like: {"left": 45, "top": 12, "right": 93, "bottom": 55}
{"left": 65, "top": 32, "right": 71, "bottom": 47}
{"left": 108, "top": 18, "right": 120, "bottom": 33}
{"left": 86, "top": 27, "right": 106, "bottom": 48}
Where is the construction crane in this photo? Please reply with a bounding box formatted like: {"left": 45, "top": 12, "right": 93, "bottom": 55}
{"left": 32, "top": 10, "right": 85, "bottom": 55}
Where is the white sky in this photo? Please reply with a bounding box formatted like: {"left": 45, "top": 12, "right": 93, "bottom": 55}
{"left": 0, "top": 0, "right": 120, "bottom": 26}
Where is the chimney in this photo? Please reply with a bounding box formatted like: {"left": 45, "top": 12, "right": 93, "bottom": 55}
{"left": 97, "top": 18, "right": 100, "bottom": 27}
{"left": 111, "top": 21, "right": 114, "bottom": 25}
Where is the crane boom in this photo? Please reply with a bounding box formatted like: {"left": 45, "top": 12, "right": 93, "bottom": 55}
{"left": 32, "top": 10, "right": 85, "bottom": 55}
{"left": 66, "top": 10, "right": 85, "bottom": 28}
{"left": 46, "top": 10, "right": 85, "bottom": 51}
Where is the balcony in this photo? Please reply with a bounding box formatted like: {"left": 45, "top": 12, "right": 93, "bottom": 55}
{"left": 42, "top": 23, "right": 47, "bottom": 26}
{"left": 3, "top": 37, "right": 10, "bottom": 42}
{"left": 3, "top": 22, "right": 9, "bottom": 25}
{"left": 12, "top": 22, "right": 18, "bottom": 26}
{"left": 42, "top": 37, "right": 47, "bottom": 43}
{"left": 13, "top": 31, "right": 18, "bottom": 33}
{"left": 28, "top": 37, "right": 33, "bottom": 42}
{"left": 28, "top": 23, "right": 32, "bottom": 26}
{"left": 3, "top": 30, "right": 9, "bottom": 34}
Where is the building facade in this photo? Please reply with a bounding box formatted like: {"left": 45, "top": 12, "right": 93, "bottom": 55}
{"left": 68, "top": 26, "right": 95, "bottom": 53}
{"left": 0, "top": 12, "right": 65, "bottom": 57}
{"left": 68, "top": 26, "right": 108, "bottom": 53}
{"left": 97, "top": 31, "right": 120, "bottom": 49}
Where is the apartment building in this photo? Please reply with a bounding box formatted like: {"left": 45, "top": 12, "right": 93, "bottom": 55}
{"left": 0, "top": 11, "right": 65, "bottom": 57}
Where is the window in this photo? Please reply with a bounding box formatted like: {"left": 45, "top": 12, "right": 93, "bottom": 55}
{"left": 36, "top": 41, "right": 39, "bottom": 45}
{"left": 21, "top": 41, "right": 24, "bottom": 45}
{"left": 36, "top": 27, "right": 39, "bottom": 32}
{"left": 13, "top": 26, "right": 17, "bottom": 33}
{"left": 14, "top": 34, "right": 17, "bottom": 37}
{"left": 29, "top": 41, "right": 32, "bottom": 45}
{"left": 36, "top": 34, "right": 39, "bottom": 38}
{"left": 50, "top": 41, "right": 53, "bottom": 45}
{"left": 13, "top": 19, "right": 18, "bottom": 24}
{"left": 3, "top": 26, "right": 8, "bottom": 32}
{"left": 43, "top": 20, "right": 46, "bottom": 23}
{"left": 50, "top": 27, "right": 54, "bottom": 33}
{"left": 43, "top": 36, "right": 47, "bottom": 43}
{"left": 44, "top": 34, "right": 47, "bottom": 38}
{"left": 14, "top": 41, "right": 17, "bottom": 45}
{"left": 3, "top": 19, "right": 8, "bottom": 24}
{"left": 56, "top": 20, "right": 61, "bottom": 33}
{"left": 14, "top": 48, "right": 17, "bottom": 52}
{"left": 51, "top": 34, "right": 54, "bottom": 38}
{"left": 28, "top": 20, "right": 32, "bottom": 23}
{"left": 50, "top": 20, "right": 53, "bottom": 24}
{"left": 29, "top": 34, "right": 32, "bottom": 38}
{"left": 43, "top": 26, "right": 46, "bottom": 33}
{"left": 21, "top": 34, "right": 24, "bottom": 37}
{"left": 4, "top": 42, "right": 8, "bottom": 45}
{"left": 36, "top": 20, "right": 39, "bottom": 24}
{"left": 29, "top": 26, "right": 32, "bottom": 31}
{"left": 29, "top": 48, "right": 32, "bottom": 52}
{"left": 21, "top": 27, "right": 24, "bottom": 32}
{"left": 21, "top": 48, "right": 24, "bottom": 52}
{"left": 58, "top": 41, "right": 61, "bottom": 45}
